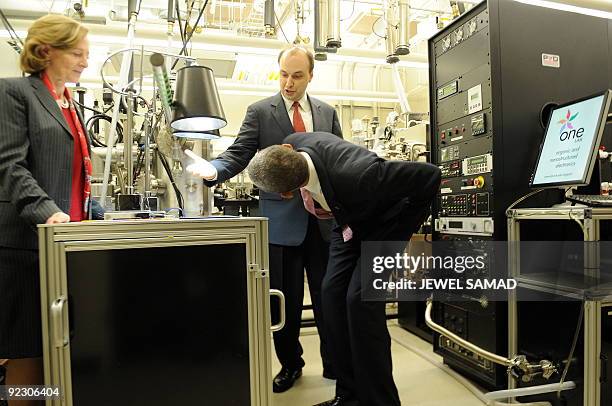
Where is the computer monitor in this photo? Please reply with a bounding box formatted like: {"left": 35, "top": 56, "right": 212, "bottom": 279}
{"left": 530, "top": 89, "right": 612, "bottom": 188}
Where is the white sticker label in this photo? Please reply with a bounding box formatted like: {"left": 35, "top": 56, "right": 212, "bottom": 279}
{"left": 542, "top": 53, "right": 560, "bottom": 68}
{"left": 468, "top": 84, "right": 483, "bottom": 114}
{"left": 440, "top": 187, "right": 453, "bottom": 194}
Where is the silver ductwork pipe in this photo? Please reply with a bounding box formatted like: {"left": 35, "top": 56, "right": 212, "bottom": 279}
{"left": 264, "top": 0, "right": 275, "bottom": 36}
{"left": 384, "top": 0, "right": 399, "bottom": 63}
{"left": 396, "top": 2, "right": 410, "bottom": 55}
{"left": 385, "top": 22, "right": 399, "bottom": 64}
{"left": 326, "top": 0, "right": 341, "bottom": 48}
{"left": 314, "top": 0, "right": 336, "bottom": 61}
{"left": 166, "top": 0, "right": 175, "bottom": 22}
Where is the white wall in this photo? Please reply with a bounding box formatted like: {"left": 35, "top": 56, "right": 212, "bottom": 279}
{"left": 0, "top": 41, "right": 22, "bottom": 78}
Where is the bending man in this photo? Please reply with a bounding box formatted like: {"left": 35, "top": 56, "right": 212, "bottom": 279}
{"left": 247, "top": 132, "right": 441, "bottom": 406}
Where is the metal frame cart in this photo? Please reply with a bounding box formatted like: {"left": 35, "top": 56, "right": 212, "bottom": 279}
{"left": 38, "top": 217, "right": 281, "bottom": 406}
{"left": 508, "top": 207, "right": 612, "bottom": 406}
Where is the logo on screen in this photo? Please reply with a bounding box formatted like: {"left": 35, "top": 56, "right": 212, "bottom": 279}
{"left": 558, "top": 110, "right": 584, "bottom": 141}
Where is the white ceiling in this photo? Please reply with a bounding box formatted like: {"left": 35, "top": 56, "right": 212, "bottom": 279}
{"left": 1, "top": 0, "right": 610, "bottom": 103}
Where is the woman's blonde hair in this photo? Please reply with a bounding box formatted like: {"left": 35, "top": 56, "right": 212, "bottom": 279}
{"left": 20, "top": 14, "right": 88, "bottom": 74}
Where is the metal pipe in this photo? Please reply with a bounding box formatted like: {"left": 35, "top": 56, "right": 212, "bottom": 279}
{"left": 99, "top": 9, "right": 138, "bottom": 208}
{"left": 127, "top": 0, "right": 139, "bottom": 92}
{"left": 396, "top": 1, "right": 410, "bottom": 55}
{"left": 485, "top": 381, "right": 576, "bottom": 401}
{"left": 264, "top": 0, "right": 275, "bottom": 36}
{"left": 75, "top": 85, "right": 86, "bottom": 117}
{"left": 167, "top": 0, "right": 175, "bottom": 22}
{"left": 314, "top": 0, "right": 327, "bottom": 57}
{"left": 425, "top": 301, "right": 514, "bottom": 367}
{"left": 144, "top": 114, "right": 152, "bottom": 194}
{"left": 124, "top": 95, "right": 135, "bottom": 195}
{"left": 326, "top": 0, "right": 341, "bottom": 48}
{"left": 391, "top": 63, "right": 411, "bottom": 113}
{"left": 372, "top": 64, "right": 381, "bottom": 118}
{"left": 150, "top": 53, "right": 174, "bottom": 124}
{"left": 384, "top": 0, "right": 399, "bottom": 63}
{"left": 0, "top": 16, "right": 425, "bottom": 63}
{"left": 313, "top": 0, "right": 338, "bottom": 59}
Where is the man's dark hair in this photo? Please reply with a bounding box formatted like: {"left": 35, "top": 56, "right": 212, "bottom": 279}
{"left": 277, "top": 46, "right": 315, "bottom": 74}
{"left": 247, "top": 145, "right": 309, "bottom": 193}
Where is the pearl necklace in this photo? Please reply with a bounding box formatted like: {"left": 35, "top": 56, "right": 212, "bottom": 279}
{"left": 57, "top": 98, "right": 69, "bottom": 109}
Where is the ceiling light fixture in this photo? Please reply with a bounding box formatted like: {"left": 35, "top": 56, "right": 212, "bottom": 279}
{"left": 514, "top": 0, "right": 612, "bottom": 19}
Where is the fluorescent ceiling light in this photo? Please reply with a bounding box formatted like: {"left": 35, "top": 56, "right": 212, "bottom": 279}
{"left": 328, "top": 53, "right": 428, "bottom": 69}
{"left": 216, "top": 0, "right": 248, "bottom": 8}
{"left": 515, "top": 0, "right": 612, "bottom": 19}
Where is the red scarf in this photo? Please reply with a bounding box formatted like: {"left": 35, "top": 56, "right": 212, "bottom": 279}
{"left": 41, "top": 71, "right": 92, "bottom": 218}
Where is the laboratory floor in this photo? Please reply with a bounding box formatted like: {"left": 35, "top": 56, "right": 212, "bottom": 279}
{"left": 271, "top": 323, "right": 485, "bottom": 406}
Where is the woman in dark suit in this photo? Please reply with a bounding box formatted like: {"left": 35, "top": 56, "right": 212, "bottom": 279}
{"left": 0, "top": 15, "right": 96, "bottom": 403}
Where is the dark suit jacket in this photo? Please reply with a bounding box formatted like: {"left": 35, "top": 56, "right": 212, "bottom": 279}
{"left": 208, "top": 92, "right": 342, "bottom": 246}
{"left": 285, "top": 132, "right": 441, "bottom": 237}
{"left": 0, "top": 75, "right": 97, "bottom": 249}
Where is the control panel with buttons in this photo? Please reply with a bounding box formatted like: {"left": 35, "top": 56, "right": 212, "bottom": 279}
{"left": 462, "top": 153, "right": 493, "bottom": 175}
{"left": 440, "top": 192, "right": 491, "bottom": 217}
{"left": 441, "top": 194, "right": 468, "bottom": 216}
{"left": 440, "top": 160, "right": 462, "bottom": 178}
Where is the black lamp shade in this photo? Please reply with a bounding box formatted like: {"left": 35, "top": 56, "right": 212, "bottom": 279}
{"left": 173, "top": 129, "right": 221, "bottom": 140}
{"left": 171, "top": 65, "right": 227, "bottom": 132}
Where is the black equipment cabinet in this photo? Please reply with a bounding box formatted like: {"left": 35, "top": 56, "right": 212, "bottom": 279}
{"left": 428, "top": 0, "right": 612, "bottom": 391}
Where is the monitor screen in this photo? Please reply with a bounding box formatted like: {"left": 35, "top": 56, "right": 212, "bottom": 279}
{"left": 530, "top": 90, "right": 611, "bottom": 188}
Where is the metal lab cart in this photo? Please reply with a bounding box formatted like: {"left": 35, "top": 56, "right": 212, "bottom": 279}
{"left": 507, "top": 207, "right": 612, "bottom": 406}
{"left": 38, "top": 217, "right": 282, "bottom": 406}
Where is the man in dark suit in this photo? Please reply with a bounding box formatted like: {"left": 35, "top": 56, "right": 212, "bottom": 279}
{"left": 246, "top": 133, "right": 441, "bottom": 406}
{"left": 186, "top": 46, "right": 342, "bottom": 392}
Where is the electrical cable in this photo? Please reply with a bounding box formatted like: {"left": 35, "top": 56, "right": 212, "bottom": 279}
{"left": 133, "top": 147, "right": 145, "bottom": 184}
{"left": 72, "top": 99, "right": 115, "bottom": 115}
{"left": 158, "top": 152, "right": 184, "bottom": 212}
{"left": 0, "top": 9, "right": 23, "bottom": 46}
{"left": 340, "top": 0, "right": 356, "bottom": 21}
{"left": 568, "top": 210, "right": 585, "bottom": 234}
{"left": 184, "top": 0, "right": 197, "bottom": 47}
{"left": 274, "top": 11, "right": 289, "bottom": 43}
{"left": 506, "top": 189, "right": 545, "bottom": 212}
{"left": 86, "top": 115, "right": 124, "bottom": 147}
{"left": 557, "top": 304, "right": 583, "bottom": 397}
{"left": 175, "top": 0, "right": 187, "bottom": 49}
{"left": 0, "top": 9, "right": 24, "bottom": 52}
{"left": 172, "top": 0, "right": 209, "bottom": 70}
{"left": 372, "top": 16, "right": 387, "bottom": 39}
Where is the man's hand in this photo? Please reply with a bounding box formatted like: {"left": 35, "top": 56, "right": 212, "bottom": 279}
{"left": 184, "top": 149, "right": 218, "bottom": 181}
{"left": 45, "top": 212, "right": 70, "bottom": 224}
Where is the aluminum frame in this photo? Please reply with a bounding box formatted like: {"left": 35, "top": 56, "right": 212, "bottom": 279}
{"left": 507, "top": 207, "right": 612, "bottom": 406}
{"left": 38, "top": 217, "right": 272, "bottom": 406}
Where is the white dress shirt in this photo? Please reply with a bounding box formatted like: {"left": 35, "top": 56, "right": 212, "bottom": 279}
{"left": 300, "top": 151, "right": 331, "bottom": 212}
{"left": 282, "top": 94, "right": 314, "bottom": 133}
